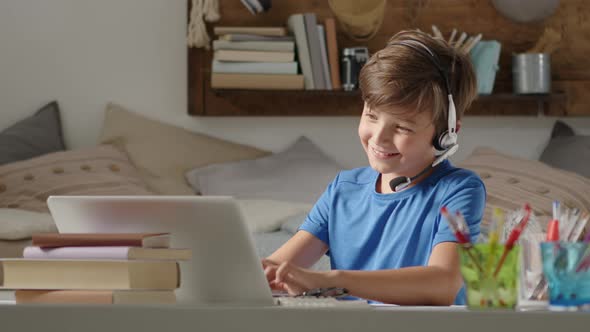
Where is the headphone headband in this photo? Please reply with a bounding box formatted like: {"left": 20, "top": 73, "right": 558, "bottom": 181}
{"left": 388, "top": 38, "right": 458, "bottom": 159}
{"left": 389, "top": 39, "right": 451, "bottom": 97}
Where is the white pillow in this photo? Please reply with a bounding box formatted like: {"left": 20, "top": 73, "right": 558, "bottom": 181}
{"left": 237, "top": 199, "right": 312, "bottom": 233}
{"left": 0, "top": 209, "right": 57, "bottom": 240}
{"left": 185, "top": 137, "right": 342, "bottom": 204}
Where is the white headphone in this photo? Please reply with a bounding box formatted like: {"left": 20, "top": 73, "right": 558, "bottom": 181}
{"left": 387, "top": 39, "right": 459, "bottom": 192}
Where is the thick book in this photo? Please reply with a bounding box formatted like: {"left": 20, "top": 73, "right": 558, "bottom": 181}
{"left": 287, "top": 14, "right": 314, "bottom": 89}
{"left": 317, "top": 25, "right": 333, "bottom": 90}
{"left": 31, "top": 233, "right": 170, "bottom": 249}
{"left": 214, "top": 26, "right": 287, "bottom": 37}
{"left": 324, "top": 17, "right": 342, "bottom": 90}
{"left": 214, "top": 50, "right": 294, "bottom": 63}
{"left": 15, "top": 290, "right": 176, "bottom": 304}
{"left": 212, "top": 60, "right": 298, "bottom": 75}
{"left": 22, "top": 246, "right": 192, "bottom": 261}
{"left": 0, "top": 259, "right": 180, "bottom": 290}
{"left": 211, "top": 73, "right": 304, "bottom": 90}
{"left": 212, "top": 40, "right": 295, "bottom": 52}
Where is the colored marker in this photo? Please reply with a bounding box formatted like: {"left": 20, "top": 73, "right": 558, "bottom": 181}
{"left": 493, "top": 203, "right": 531, "bottom": 278}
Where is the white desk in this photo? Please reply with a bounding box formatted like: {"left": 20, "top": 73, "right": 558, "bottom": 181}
{"left": 0, "top": 303, "right": 588, "bottom": 332}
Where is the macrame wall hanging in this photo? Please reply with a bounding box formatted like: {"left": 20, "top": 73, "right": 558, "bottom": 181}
{"left": 187, "top": 0, "right": 220, "bottom": 49}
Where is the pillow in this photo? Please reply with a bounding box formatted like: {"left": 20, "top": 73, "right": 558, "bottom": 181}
{"left": 237, "top": 199, "right": 312, "bottom": 233}
{"left": 0, "top": 209, "right": 57, "bottom": 240}
{"left": 0, "top": 144, "right": 154, "bottom": 213}
{"left": 458, "top": 147, "right": 590, "bottom": 232}
{"left": 0, "top": 101, "right": 66, "bottom": 166}
{"left": 185, "top": 136, "right": 343, "bottom": 204}
{"left": 99, "top": 103, "right": 270, "bottom": 195}
{"left": 539, "top": 120, "right": 590, "bottom": 179}
{"left": 280, "top": 211, "right": 309, "bottom": 235}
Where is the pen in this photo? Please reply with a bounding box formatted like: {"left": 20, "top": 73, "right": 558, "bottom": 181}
{"left": 441, "top": 207, "right": 469, "bottom": 244}
{"left": 441, "top": 207, "right": 483, "bottom": 273}
{"left": 493, "top": 203, "right": 532, "bottom": 278}
{"left": 546, "top": 200, "right": 560, "bottom": 241}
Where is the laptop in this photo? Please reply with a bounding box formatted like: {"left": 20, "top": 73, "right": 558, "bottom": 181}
{"left": 47, "top": 195, "right": 275, "bottom": 306}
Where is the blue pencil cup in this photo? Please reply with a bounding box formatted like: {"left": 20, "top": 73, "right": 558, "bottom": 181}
{"left": 541, "top": 242, "right": 590, "bottom": 310}
{"left": 469, "top": 41, "right": 502, "bottom": 95}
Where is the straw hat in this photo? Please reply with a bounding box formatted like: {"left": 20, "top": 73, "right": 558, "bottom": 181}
{"left": 328, "top": 0, "right": 386, "bottom": 41}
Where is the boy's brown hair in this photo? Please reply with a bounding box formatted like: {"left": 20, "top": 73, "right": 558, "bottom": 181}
{"left": 359, "top": 30, "right": 477, "bottom": 137}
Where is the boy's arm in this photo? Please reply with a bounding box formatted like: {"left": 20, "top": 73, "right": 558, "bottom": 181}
{"left": 271, "top": 241, "right": 461, "bottom": 305}
{"left": 265, "top": 230, "right": 328, "bottom": 268}
{"left": 327, "top": 241, "right": 462, "bottom": 305}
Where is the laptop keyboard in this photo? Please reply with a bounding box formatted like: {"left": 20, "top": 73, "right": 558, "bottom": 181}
{"left": 275, "top": 297, "right": 370, "bottom": 309}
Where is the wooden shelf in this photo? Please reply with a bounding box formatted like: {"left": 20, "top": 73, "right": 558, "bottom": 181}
{"left": 212, "top": 89, "right": 361, "bottom": 97}
{"left": 476, "top": 92, "right": 567, "bottom": 102}
{"left": 201, "top": 89, "right": 567, "bottom": 116}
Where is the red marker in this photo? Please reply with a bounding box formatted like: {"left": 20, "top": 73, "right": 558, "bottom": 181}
{"left": 546, "top": 201, "right": 560, "bottom": 242}
{"left": 441, "top": 206, "right": 483, "bottom": 273}
{"left": 493, "top": 203, "right": 532, "bottom": 277}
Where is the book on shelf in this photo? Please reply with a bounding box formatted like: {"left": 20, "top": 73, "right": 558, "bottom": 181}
{"left": 31, "top": 233, "right": 170, "bottom": 249}
{"left": 212, "top": 60, "right": 298, "bottom": 75}
{"left": 0, "top": 259, "right": 180, "bottom": 290}
{"left": 212, "top": 40, "right": 295, "bottom": 52}
{"left": 219, "top": 34, "right": 294, "bottom": 42}
{"left": 214, "top": 50, "right": 294, "bottom": 63}
{"left": 317, "top": 24, "right": 333, "bottom": 90}
{"left": 211, "top": 73, "right": 304, "bottom": 90}
{"left": 324, "top": 17, "right": 342, "bottom": 90}
{"left": 287, "top": 14, "right": 314, "bottom": 89}
{"left": 214, "top": 26, "right": 287, "bottom": 37}
{"left": 22, "top": 246, "right": 192, "bottom": 261}
{"left": 303, "top": 13, "right": 327, "bottom": 90}
{"left": 15, "top": 290, "right": 176, "bottom": 305}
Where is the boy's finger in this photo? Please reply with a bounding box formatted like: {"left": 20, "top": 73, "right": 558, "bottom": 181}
{"left": 264, "top": 265, "right": 276, "bottom": 280}
{"left": 275, "top": 261, "right": 292, "bottom": 283}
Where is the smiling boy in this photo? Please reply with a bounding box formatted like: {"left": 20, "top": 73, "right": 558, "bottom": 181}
{"left": 263, "top": 30, "right": 485, "bottom": 305}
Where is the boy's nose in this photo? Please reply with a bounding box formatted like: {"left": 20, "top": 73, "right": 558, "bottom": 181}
{"left": 373, "top": 125, "right": 394, "bottom": 146}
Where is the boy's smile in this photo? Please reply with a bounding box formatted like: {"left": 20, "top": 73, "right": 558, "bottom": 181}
{"left": 369, "top": 146, "right": 400, "bottom": 160}
{"left": 358, "top": 103, "right": 437, "bottom": 192}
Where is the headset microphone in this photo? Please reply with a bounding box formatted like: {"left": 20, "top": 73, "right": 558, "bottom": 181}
{"left": 389, "top": 164, "right": 433, "bottom": 192}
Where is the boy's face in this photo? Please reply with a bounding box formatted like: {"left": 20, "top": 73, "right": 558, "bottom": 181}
{"left": 358, "top": 103, "right": 436, "bottom": 178}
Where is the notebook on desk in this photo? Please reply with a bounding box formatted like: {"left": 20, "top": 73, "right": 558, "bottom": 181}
{"left": 47, "top": 196, "right": 368, "bottom": 308}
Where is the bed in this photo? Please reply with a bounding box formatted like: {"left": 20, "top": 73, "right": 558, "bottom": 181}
{"left": 1, "top": 102, "right": 590, "bottom": 272}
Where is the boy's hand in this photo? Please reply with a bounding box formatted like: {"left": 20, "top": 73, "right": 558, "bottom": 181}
{"left": 261, "top": 259, "right": 327, "bottom": 296}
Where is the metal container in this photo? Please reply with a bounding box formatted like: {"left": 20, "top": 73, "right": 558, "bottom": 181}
{"left": 512, "top": 53, "right": 551, "bottom": 94}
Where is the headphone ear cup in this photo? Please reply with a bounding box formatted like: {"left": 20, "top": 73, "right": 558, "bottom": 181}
{"left": 433, "top": 131, "right": 449, "bottom": 152}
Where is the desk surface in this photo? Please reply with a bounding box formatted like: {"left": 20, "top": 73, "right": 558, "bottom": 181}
{"left": 0, "top": 302, "right": 588, "bottom": 332}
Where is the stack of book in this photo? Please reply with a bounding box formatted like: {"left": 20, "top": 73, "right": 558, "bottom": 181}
{"left": 1, "top": 233, "right": 191, "bottom": 305}
{"left": 211, "top": 26, "right": 305, "bottom": 90}
{"left": 210, "top": 15, "right": 342, "bottom": 91}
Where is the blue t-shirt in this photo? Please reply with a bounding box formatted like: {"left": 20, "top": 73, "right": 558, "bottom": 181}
{"left": 299, "top": 160, "right": 486, "bottom": 305}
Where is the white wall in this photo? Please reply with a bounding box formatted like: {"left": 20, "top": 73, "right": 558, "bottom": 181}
{"left": 1, "top": 0, "right": 590, "bottom": 169}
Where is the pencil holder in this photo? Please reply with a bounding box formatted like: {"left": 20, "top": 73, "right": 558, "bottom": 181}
{"left": 459, "top": 243, "right": 520, "bottom": 309}
{"left": 541, "top": 242, "right": 590, "bottom": 310}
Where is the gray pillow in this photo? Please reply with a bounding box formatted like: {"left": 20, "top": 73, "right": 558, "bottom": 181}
{"left": 185, "top": 136, "right": 342, "bottom": 204}
{"left": 280, "top": 212, "right": 308, "bottom": 235}
{"left": 0, "top": 101, "right": 66, "bottom": 165}
{"left": 540, "top": 120, "right": 590, "bottom": 178}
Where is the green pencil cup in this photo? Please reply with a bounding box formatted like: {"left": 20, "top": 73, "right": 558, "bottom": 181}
{"left": 459, "top": 243, "right": 520, "bottom": 309}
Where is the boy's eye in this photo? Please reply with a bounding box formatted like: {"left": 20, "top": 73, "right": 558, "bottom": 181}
{"left": 365, "top": 113, "right": 377, "bottom": 120}
{"left": 396, "top": 125, "right": 413, "bottom": 133}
